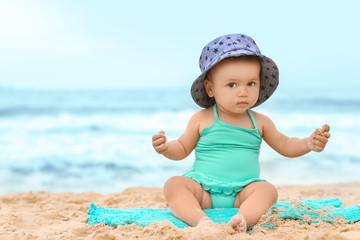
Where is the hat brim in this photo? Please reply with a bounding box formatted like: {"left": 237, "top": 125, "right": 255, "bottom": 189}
{"left": 191, "top": 50, "right": 279, "bottom": 108}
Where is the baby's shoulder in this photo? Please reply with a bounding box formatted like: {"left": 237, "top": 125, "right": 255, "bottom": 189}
{"left": 191, "top": 108, "right": 214, "bottom": 122}
{"left": 189, "top": 108, "right": 215, "bottom": 132}
{"left": 250, "top": 110, "right": 268, "bottom": 120}
{"left": 250, "top": 110, "right": 274, "bottom": 128}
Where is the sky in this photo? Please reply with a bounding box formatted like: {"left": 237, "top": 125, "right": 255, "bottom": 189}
{"left": 1, "top": 0, "right": 360, "bottom": 92}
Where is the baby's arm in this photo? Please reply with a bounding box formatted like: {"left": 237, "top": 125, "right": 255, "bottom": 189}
{"left": 152, "top": 112, "right": 202, "bottom": 160}
{"left": 260, "top": 113, "right": 331, "bottom": 157}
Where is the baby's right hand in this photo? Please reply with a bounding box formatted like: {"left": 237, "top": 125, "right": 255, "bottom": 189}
{"left": 152, "top": 130, "right": 168, "bottom": 154}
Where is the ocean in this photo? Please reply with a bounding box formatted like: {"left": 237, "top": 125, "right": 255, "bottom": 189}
{"left": 0, "top": 87, "right": 359, "bottom": 195}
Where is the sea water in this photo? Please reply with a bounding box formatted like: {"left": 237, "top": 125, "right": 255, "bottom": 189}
{"left": 0, "top": 87, "right": 359, "bottom": 195}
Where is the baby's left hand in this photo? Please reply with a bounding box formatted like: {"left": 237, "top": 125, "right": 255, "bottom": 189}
{"left": 307, "top": 124, "right": 331, "bottom": 152}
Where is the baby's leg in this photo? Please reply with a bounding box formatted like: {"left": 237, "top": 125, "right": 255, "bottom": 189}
{"left": 230, "top": 181, "right": 278, "bottom": 232}
{"left": 163, "top": 176, "right": 213, "bottom": 227}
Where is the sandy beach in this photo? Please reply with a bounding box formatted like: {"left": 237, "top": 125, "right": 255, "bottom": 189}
{"left": 1, "top": 181, "right": 360, "bottom": 240}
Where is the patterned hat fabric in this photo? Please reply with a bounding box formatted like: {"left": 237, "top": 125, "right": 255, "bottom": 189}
{"left": 191, "top": 33, "right": 279, "bottom": 108}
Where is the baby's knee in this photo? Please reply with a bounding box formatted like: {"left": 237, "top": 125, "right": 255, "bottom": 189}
{"left": 263, "top": 182, "right": 278, "bottom": 203}
{"left": 163, "top": 176, "right": 186, "bottom": 195}
{"left": 164, "top": 176, "right": 186, "bottom": 187}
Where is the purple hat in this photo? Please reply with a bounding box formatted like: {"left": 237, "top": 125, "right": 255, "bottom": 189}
{"left": 191, "top": 33, "right": 279, "bottom": 108}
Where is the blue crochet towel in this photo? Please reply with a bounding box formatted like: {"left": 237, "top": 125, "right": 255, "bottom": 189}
{"left": 87, "top": 198, "right": 360, "bottom": 229}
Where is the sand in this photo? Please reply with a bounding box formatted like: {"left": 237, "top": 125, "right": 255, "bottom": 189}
{"left": 1, "top": 182, "right": 360, "bottom": 240}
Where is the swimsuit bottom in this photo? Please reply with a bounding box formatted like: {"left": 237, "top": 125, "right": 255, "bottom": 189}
{"left": 182, "top": 170, "right": 265, "bottom": 209}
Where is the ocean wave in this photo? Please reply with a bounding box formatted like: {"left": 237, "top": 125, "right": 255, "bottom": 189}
{"left": 0, "top": 88, "right": 195, "bottom": 117}
{"left": 0, "top": 110, "right": 359, "bottom": 134}
{"left": 1, "top": 88, "right": 359, "bottom": 193}
{"left": 0, "top": 105, "right": 195, "bottom": 117}
{"left": 1, "top": 88, "right": 360, "bottom": 117}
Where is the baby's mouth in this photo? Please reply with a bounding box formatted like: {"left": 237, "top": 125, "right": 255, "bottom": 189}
{"left": 237, "top": 101, "right": 248, "bottom": 107}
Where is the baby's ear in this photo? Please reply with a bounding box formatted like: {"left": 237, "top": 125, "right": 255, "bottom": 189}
{"left": 204, "top": 79, "right": 214, "bottom": 97}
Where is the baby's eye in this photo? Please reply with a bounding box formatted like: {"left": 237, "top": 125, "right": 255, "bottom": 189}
{"left": 228, "top": 83, "right": 236, "bottom": 88}
{"left": 248, "top": 82, "right": 256, "bottom": 87}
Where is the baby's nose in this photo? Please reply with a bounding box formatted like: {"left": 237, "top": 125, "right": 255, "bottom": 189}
{"left": 237, "top": 86, "right": 248, "bottom": 97}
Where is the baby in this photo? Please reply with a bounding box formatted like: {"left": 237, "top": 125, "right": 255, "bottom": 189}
{"left": 152, "top": 33, "right": 330, "bottom": 232}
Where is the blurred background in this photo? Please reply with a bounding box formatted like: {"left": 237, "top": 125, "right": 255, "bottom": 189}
{"left": 0, "top": 0, "right": 359, "bottom": 195}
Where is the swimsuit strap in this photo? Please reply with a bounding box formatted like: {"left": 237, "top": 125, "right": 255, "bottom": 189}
{"left": 248, "top": 109, "right": 258, "bottom": 129}
{"left": 213, "top": 104, "right": 219, "bottom": 120}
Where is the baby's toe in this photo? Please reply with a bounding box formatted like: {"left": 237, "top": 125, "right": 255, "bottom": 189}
{"left": 228, "top": 214, "right": 247, "bottom": 233}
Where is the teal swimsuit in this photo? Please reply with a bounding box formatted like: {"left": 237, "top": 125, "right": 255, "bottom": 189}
{"left": 183, "top": 104, "right": 265, "bottom": 208}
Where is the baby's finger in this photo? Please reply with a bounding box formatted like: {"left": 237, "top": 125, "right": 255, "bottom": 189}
{"left": 152, "top": 137, "right": 166, "bottom": 147}
{"left": 313, "top": 145, "right": 324, "bottom": 152}
{"left": 155, "top": 144, "right": 167, "bottom": 154}
{"left": 322, "top": 124, "right": 330, "bottom": 133}
{"left": 152, "top": 133, "right": 166, "bottom": 141}
{"left": 324, "top": 132, "right": 331, "bottom": 138}
{"left": 313, "top": 139, "right": 326, "bottom": 149}
{"left": 152, "top": 134, "right": 161, "bottom": 141}
{"left": 159, "top": 131, "right": 167, "bottom": 142}
{"left": 314, "top": 135, "right": 328, "bottom": 144}
{"left": 312, "top": 128, "right": 322, "bottom": 138}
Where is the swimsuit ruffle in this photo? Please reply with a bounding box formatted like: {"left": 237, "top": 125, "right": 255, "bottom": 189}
{"left": 182, "top": 170, "right": 265, "bottom": 197}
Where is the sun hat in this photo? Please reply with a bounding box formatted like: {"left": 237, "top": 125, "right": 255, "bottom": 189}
{"left": 191, "top": 33, "right": 279, "bottom": 108}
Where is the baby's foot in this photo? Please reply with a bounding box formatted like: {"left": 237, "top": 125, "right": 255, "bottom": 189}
{"left": 196, "top": 216, "right": 214, "bottom": 227}
{"left": 228, "top": 213, "right": 247, "bottom": 233}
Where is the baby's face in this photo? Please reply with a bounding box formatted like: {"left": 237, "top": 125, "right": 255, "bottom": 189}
{"left": 204, "top": 57, "right": 260, "bottom": 112}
